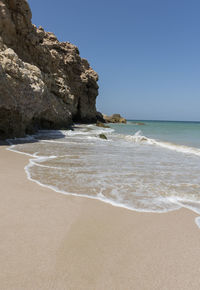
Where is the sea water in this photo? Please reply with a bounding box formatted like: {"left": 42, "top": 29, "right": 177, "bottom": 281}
{"left": 7, "top": 120, "right": 200, "bottom": 227}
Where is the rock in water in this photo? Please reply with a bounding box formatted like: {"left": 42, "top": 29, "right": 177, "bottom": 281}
{"left": 103, "top": 114, "right": 126, "bottom": 123}
{"left": 96, "top": 121, "right": 110, "bottom": 128}
{"left": 99, "top": 134, "right": 107, "bottom": 140}
{"left": 0, "top": 0, "right": 99, "bottom": 139}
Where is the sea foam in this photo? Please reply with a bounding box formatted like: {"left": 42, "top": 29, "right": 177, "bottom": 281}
{"left": 6, "top": 124, "right": 200, "bottom": 228}
{"left": 124, "top": 130, "right": 200, "bottom": 157}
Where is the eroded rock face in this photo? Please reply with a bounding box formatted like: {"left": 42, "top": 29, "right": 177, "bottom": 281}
{"left": 0, "top": 0, "right": 99, "bottom": 138}
{"left": 103, "top": 114, "right": 127, "bottom": 124}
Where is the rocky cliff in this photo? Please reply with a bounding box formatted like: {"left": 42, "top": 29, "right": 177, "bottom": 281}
{"left": 0, "top": 0, "right": 100, "bottom": 139}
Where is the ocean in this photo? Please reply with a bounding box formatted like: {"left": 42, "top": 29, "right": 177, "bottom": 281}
{"left": 7, "top": 120, "right": 200, "bottom": 227}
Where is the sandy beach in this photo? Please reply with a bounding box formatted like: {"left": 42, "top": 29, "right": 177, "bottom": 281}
{"left": 0, "top": 145, "right": 200, "bottom": 290}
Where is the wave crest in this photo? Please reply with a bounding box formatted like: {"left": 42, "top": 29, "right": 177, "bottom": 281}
{"left": 124, "top": 131, "right": 200, "bottom": 157}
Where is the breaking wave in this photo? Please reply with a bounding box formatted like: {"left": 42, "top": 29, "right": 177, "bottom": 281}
{"left": 124, "top": 130, "right": 200, "bottom": 157}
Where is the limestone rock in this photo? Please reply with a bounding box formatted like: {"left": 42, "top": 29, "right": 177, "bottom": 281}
{"left": 0, "top": 0, "right": 99, "bottom": 138}
{"left": 103, "top": 114, "right": 126, "bottom": 124}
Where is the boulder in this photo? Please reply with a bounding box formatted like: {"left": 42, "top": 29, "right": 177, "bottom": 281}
{"left": 103, "top": 114, "right": 126, "bottom": 124}
{"left": 96, "top": 121, "right": 110, "bottom": 128}
{"left": 99, "top": 133, "right": 107, "bottom": 140}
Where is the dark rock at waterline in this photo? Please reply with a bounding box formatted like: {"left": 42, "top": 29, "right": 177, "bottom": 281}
{"left": 0, "top": 0, "right": 100, "bottom": 139}
{"left": 96, "top": 121, "right": 110, "bottom": 128}
{"left": 96, "top": 111, "right": 105, "bottom": 123}
{"left": 99, "top": 133, "right": 107, "bottom": 140}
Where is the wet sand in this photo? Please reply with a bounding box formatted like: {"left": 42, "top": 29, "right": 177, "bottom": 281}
{"left": 0, "top": 146, "right": 200, "bottom": 290}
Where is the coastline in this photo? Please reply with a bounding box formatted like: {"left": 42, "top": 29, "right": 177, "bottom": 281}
{"left": 1, "top": 145, "right": 200, "bottom": 290}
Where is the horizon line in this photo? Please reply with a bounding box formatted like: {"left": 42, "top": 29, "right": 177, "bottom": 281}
{"left": 126, "top": 119, "right": 200, "bottom": 123}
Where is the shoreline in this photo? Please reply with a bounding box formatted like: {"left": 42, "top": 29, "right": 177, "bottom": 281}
{"left": 7, "top": 130, "right": 200, "bottom": 222}
{"left": 1, "top": 145, "right": 200, "bottom": 289}
{"left": 7, "top": 143, "right": 180, "bottom": 215}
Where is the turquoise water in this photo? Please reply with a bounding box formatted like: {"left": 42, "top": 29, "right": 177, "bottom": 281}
{"left": 109, "top": 120, "right": 200, "bottom": 148}
{"left": 7, "top": 120, "right": 200, "bottom": 227}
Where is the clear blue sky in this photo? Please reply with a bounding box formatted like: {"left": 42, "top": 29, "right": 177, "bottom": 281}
{"left": 29, "top": 0, "right": 200, "bottom": 121}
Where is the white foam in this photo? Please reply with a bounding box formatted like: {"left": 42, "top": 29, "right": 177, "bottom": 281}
{"left": 195, "top": 217, "right": 200, "bottom": 229}
{"left": 6, "top": 145, "right": 36, "bottom": 157}
{"left": 6, "top": 127, "right": 200, "bottom": 229}
{"left": 165, "top": 196, "right": 200, "bottom": 228}
{"left": 59, "top": 127, "right": 114, "bottom": 137}
{"left": 124, "top": 131, "right": 200, "bottom": 157}
{"left": 24, "top": 160, "right": 180, "bottom": 214}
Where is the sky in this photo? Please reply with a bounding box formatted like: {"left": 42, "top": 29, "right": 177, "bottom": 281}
{"left": 28, "top": 0, "right": 200, "bottom": 121}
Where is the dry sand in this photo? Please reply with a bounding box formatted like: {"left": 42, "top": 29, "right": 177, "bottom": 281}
{"left": 0, "top": 146, "right": 200, "bottom": 290}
